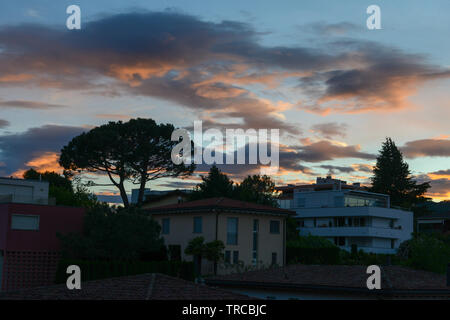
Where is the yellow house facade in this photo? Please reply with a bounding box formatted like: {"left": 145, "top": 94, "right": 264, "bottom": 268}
{"left": 146, "top": 197, "right": 294, "bottom": 275}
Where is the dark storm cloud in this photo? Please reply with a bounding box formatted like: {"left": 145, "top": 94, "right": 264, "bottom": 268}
{"left": 401, "top": 138, "right": 450, "bottom": 158}
{"left": 156, "top": 180, "right": 200, "bottom": 190}
{"left": 296, "top": 141, "right": 375, "bottom": 162}
{"left": 188, "top": 140, "right": 374, "bottom": 179}
{"left": 0, "top": 100, "right": 67, "bottom": 109}
{"left": 0, "top": 120, "right": 10, "bottom": 128}
{"left": 430, "top": 169, "right": 450, "bottom": 176}
{"left": 300, "top": 41, "right": 450, "bottom": 113}
{"left": 318, "top": 165, "right": 354, "bottom": 174}
{"left": 0, "top": 124, "right": 86, "bottom": 174}
{"left": 310, "top": 122, "right": 347, "bottom": 139}
{"left": 415, "top": 173, "right": 450, "bottom": 198}
{"left": 301, "top": 22, "right": 361, "bottom": 36}
{"left": 0, "top": 12, "right": 448, "bottom": 118}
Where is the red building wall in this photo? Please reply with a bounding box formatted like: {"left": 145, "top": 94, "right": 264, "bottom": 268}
{"left": 0, "top": 203, "right": 85, "bottom": 291}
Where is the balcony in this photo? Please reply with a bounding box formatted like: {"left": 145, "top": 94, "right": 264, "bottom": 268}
{"left": 299, "top": 226, "right": 403, "bottom": 239}
{"left": 339, "top": 246, "right": 396, "bottom": 255}
{"left": 0, "top": 194, "right": 53, "bottom": 205}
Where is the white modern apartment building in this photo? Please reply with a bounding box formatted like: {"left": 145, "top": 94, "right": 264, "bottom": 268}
{"left": 0, "top": 177, "right": 49, "bottom": 204}
{"left": 277, "top": 176, "right": 413, "bottom": 254}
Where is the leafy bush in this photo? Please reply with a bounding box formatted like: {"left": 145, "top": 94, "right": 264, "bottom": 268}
{"left": 398, "top": 233, "right": 450, "bottom": 274}
{"left": 287, "top": 235, "right": 340, "bottom": 264}
{"left": 340, "top": 250, "right": 396, "bottom": 266}
{"left": 287, "top": 247, "right": 341, "bottom": 264}
{"left": 55, "top": 259, "right": 194, "bottom": 283}
{"left": 287, "top": 234, "right": 336, "bottom": 248}
{"left": 58, "top": 206, "right": 166, "bottom": 261}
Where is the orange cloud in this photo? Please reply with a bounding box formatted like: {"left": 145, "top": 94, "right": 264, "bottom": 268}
{"left": 12, "top": 152, "right": 63, "bottom": 178}
{"left": 0, "top": 73, "right": 34, "bottom": 82}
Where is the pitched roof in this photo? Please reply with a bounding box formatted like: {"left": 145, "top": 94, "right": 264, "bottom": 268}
{"left": 145, "top": 197, "right": 294, "bottom": 215}
{"left": 0, "top": 273, "right": 252, "bottom": 300}
{"left": 417, "top": 211, "right": 450, "bottom": 220}
{"left": 206, "top": 265, "right": 450, "bottom": 297}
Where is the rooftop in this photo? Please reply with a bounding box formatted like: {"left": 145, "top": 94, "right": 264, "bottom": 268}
{"left": 0, "top": 273, "right": 252, "bottom": 300}
{"left": 206, "top": 265, "right": 450, "bottom": 297}
{"left": 145, "top": 197, "right": 295, "bottom": 215}
{"left": 417, "top": 211, "right": 450, "bottom": 220}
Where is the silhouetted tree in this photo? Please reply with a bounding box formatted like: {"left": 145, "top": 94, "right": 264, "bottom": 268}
{"left": 190, "top": 165, "right": 234, "bottom": 200}
{"left": 370, "top": 138, "right": 430, "bottom": 208}
{"left": 23, "top": 168, "right": 98, "bottom": 207}
{"left": 59, "top": 118, "right": 195, "bottom": 207}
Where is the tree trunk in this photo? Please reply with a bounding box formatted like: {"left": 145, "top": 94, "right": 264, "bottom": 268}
{"left": 118, "top": 181, "right": 129, "bottom": 208}
{"left": 137, "top": 171, "right": 147, "bottom": 206}
{"left": 194, "top": 255, "right": 202, "bottom": 277}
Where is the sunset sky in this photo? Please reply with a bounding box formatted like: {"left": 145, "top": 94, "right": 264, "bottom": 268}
{"left": 0, "top": 0, "right": 449, "bottom": 203}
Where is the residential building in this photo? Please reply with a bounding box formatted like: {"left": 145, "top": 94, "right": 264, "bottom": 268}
{"left": 417, "top": 212, "right": 450, "bottom": 234}
{"left": 0, "top": 203, "right": 85, "bottom": 291}
{"left": 146, "top": 197, "right": 294, "bottom": 275}
{"left": 206, "top": 264, "right": 450, "bottom": 300}
{"left": 0, "top": 177, "right": 85, "bottom": 292}
{"left": 277, "top": 176, "right": 413, "bottom": 254}
{"left": 0, "top": 177, "right": 50, "bottom": 205}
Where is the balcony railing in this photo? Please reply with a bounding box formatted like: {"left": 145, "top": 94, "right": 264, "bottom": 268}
{"left": 299, "top": 226, "right": 403, "bottom": 238}
{"left": 0, "top": 194, "right": 51, "bottom": 205}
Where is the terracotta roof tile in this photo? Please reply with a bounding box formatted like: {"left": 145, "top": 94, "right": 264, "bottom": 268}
{"left": 0, "top": 273, "right": 252, "bottom": 300}
{"left": 206, "top": 265, "right": 450, "bottom": 292}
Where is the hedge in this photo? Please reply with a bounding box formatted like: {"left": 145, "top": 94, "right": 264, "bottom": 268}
{"left": 55, "top": 259, "right": 194, "bottom": 284}
{"left": 287, "top": 246, "right": 341, "bottom": 265}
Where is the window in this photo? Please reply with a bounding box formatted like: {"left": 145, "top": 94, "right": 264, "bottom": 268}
{"left": 233, "top": 251, "right": 239, "bottom": 264}
{"left": 270, "top": 220, "right": 280, "bottom": 234}
{"left": 193, "top": 217, "right": 202, "bottom": 233}
{"left": 224, "top": 250, "right": 231, "bottom": 264}
{"left": 391, "top": 239, "right": 395, "bottom": 249}
{"left": 333, "top": 217, "right": 345, "bottom": 227}
{"left": 271, "top": 252, "right": 277, "bottom": 265}
{"left": 162, "top": 218, "right": 170, "bottom": 234}
{"left": 360, "top": 218, "right": 366, "bottom": 227}
{"left": 334, "top": 196, "right": 344, "bottom": 207}
{"left": 11, "top": 214, "right": 39, "bottom": 230}
{"left": 227, "top": 218, "right": 238, "bottom": 245}
{"left": 297, "top": 198, "right": 306, "bottom": 207}
{"left": 252, "top": 220, "right": 259, "bottom": 265}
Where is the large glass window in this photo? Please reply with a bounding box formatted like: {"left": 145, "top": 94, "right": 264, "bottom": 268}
{"left": 334, "top": 196, "right": 344, "bottom": 207}
{"left": 224, "top": 250, "right": 231, "bottom": 264}
{"left": 162, "top": 218, "right": 170, "bottom": 234}
{"left": 233, "top": 251, "right": 239, "bottom": 264}
{"left": 193, "top": 217, "right": 202, "bottom": 233}
{"left": 297, "top": 198, "right": 306, "bottom": 207}
{"left": 227, "top": 218, "right": 238, "bottom": 245}
{"left": 252, "top": 220, "right": 259, "bottom": 265}
{"left": 270, "top": 220, "right": 280, "bottom": 234}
